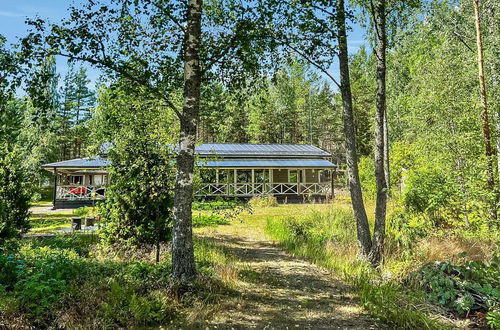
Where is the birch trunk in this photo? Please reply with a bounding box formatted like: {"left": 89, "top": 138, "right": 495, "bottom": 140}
{"left": 336, "top": 0, "right": 372, "bottom": 258}
{"left": 473, "top": 0, "right": 497, "bottom": 223}
{"left": 172, "top": 0, "right": 202, "bottom": 282}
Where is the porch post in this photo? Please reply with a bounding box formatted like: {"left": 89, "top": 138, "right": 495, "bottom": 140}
{"left": 251, "top": 169, "right": 255, "bottom": 195}
{"left": 331, "top": 168, "right": 336, "bottom": 200}
{"left": 52, "top": 167, "right": 57, "bottom": 210}
{"left": 297, "top": 169, "right": 301, "bottom": 194}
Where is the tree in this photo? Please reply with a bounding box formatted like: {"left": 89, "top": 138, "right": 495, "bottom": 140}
{"left": 24, "top": 0, "right": 280, "bottom": 281}
{"left": 59, "top": 63, "right": 96, "bottom": 159}
{"left": 472, "top": 0, "right": 497, "bottom": 224}
{"left": 19, "top": 56, "right": 60, "bottom": 187}
{"left": 336, "top": 0, "right": 373, "bottom": 257}
{"left": 94, "top": 85, "right": 175, "bottom": 259}
{"left": 0, "top": 36, "right": 32, "bottom": 251}
{"left": 369, "top": 0, "right": 388, "bottom": 265}
{"left": 0, "top": 146, "right": 32, "bottom": 250}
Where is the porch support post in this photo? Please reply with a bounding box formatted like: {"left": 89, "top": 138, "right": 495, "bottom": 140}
{"left": 331, "top": 168, "right": 336, "bottom": 200}
{"left": 297, "top": 169, "right": 301, "bottom": 195}
{"left": 52, "top": 167, "right": 57, "bottom": 210}
{"left": 251, "top": 169, "right": 255, "bottom": 195}
{"left": 216, "top": 169, "right": 219, "bottom": 184}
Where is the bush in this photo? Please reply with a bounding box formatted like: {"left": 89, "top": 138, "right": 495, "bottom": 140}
{"left": 72, "top": 206, "right": 98, "bottom": 217}
{"left": 192, "top": 214, "right": 229, "bottom": 227}
{"left": 193, "top": 198, "right": 242, "bottom": 211}
{"left": 0, "top": 146, "right": 32, "bottom": 251}
{"left": 249, "top": 195, "right": 278, "bottom": 208}
{"left": 409, "top": 256, "right": 500, "bottom": 317}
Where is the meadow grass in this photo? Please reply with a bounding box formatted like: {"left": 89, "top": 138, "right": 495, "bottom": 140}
{"left": 262, "top": 201, "right": 477, "bottom": 329}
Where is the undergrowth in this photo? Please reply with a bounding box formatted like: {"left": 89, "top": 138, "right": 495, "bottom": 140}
{"left": 265, "top": 205, "right": 500, "bottom": 329}
{"left": 0, "top": 234, "right": 238, "bottom": 329}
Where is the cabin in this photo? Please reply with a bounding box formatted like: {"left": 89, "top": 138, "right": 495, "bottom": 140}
{"left": 42, "top": 143, "right": 337, "bottom": 209}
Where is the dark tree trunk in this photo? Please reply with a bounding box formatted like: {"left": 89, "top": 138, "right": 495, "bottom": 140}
{"left": 369, "top": 0, "right": 388, "bottom": 266}
{"left": 473, "top": 0, "right": 497, "bottom": 224}
{"left": 172, "top": 0, "right": 202, "bottom": 282}
{"left": 336, "top": 0, "right": 372, "bottom": 258}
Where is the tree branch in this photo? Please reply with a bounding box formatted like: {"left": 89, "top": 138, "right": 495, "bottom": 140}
{"left": 453, "top": 30, "right": 474, "bottom": 52}
{"left": 286, "top": 44, "right": 340, "bottom": 89}
{"left": 56, "top": 52, "right": 183, "bottom": 119}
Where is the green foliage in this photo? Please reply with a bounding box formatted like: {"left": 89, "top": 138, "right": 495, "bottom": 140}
{"left": 0, "top": 233, "right": 234, "bottom": 328}
{"left": 358, "top": 156, "right": 376, "bottom": 198}
{"left": 410, "top": 257, "right": 500, "bottom": 316}
{"left": 192, "top": 214, "right": 229, "bottom": 227}
{"left": 72, "top": 206, "right": 98, "bottom": 217}
{"left": 249, "top": 195, "right": 279, "bottom": 208}
{"left": 193, "top": 199, "right": 242, "bottom": 211}
{"left": 0, "top": 146, "right": 32, "bottom": 250}
{"left": 94, "top": 85, "right": 175, "bottom": 248}
{"left": 266, "top": 208, "right": 450, "bottom": 329}
{"left": 487, "top": 307, "right": 500, "bottom": 329}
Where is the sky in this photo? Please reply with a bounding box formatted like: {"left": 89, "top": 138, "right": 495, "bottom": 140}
{"left": 0, "top": 0, "right": 369, "bottom": 88}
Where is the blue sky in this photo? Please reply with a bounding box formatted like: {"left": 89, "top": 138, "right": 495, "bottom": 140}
{"left": 0, "top": 0, "right": 369, "bottom": 88}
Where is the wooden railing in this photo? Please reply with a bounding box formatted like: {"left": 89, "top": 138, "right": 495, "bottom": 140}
{"left": 196, "top": 183, "right": 331, "bottom": 196}
{"left": 56, "top": 185, "right": 106, "bottom": 200}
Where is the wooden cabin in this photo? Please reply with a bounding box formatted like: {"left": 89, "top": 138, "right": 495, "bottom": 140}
{"left": 42, "top": 143, "right": 336, "bottom": 209}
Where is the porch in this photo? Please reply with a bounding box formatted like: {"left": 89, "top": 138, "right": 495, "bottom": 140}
{"left": 197, "top": 168, "right": 334, "bottom": 197}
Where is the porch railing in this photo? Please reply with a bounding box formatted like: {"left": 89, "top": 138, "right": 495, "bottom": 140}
{"left": 196, "top": 183, "right": 331, "bottom": 196}
{"left": 56, "top": 185, "right": 106, "bottom": 200}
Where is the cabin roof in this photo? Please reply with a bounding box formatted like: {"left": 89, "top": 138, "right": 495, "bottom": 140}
{"left": 201, "top": 158, "right": 335, "bottom": 168}
{"left": 196, "top": 143, "right": 331, "bottom": 157}
{"left": 43, "top": 144, "right": 334, "bottom": 169}
{"left": 42, "top": 157, "right": 336, "bottom": 169}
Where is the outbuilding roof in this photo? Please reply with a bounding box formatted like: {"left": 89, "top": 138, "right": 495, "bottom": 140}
{"left": 42, "top": 157, "right": 111, "bottom": 169}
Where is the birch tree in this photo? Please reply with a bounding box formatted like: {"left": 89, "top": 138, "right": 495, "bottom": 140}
{"left": 23, "top": 0, "right": 279, "bottom": 281}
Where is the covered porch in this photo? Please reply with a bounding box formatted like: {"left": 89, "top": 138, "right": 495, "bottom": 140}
{"left": 42, "top": 157, "right": 110, "bottom": 209}
{"left": 197, "top": 158, "right": 336, "bottom": 198}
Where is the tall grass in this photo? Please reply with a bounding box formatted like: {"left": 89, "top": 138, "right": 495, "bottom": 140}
{"left": 266, "top": 207, "right": 451, "bottom": 329}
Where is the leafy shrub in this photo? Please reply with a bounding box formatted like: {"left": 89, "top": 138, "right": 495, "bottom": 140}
{"left": 358, "top": 156, "right": 376, "bottom": 198}
{"left": 193, "top": 198, "right": 242, "bottom": 211}
{"left": 192, "top": 214, "right": 229, "bottom": 227}
{"left": 0, "top": 146, "right": 32, "bottom": 251}
{"left": 15, "top": 272, "right": 66, "bottom": 318}
{"left": 0, "top": 254, "right": 23, "bottom": 289}
{"left": 249, "top": 195, "right": 278, "bottom": 208}
{"left": 409, "top": 256, "right": 500, "bottom": 317}
{"left": 72, "top": 206, "right": 98, "bottom": 217}
{"left": 26, "top": 234, "right": 99, "bottom": 257}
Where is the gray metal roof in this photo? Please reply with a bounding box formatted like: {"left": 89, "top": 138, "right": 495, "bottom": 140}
{"left": 42, "top": 157, "right": 111, "bottom": 169}
{"left": 196, "top": 143, "right": 331, "bottom": 157}
{"left": 42, "top": 157, "right": 334, "bottom": 170}
{"left": 199, "top": 158, "right": 335, "bottom": 168}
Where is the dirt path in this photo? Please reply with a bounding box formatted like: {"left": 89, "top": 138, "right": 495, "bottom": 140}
{"left": 198, "top": 221, "right": 379, "bottom": 329}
